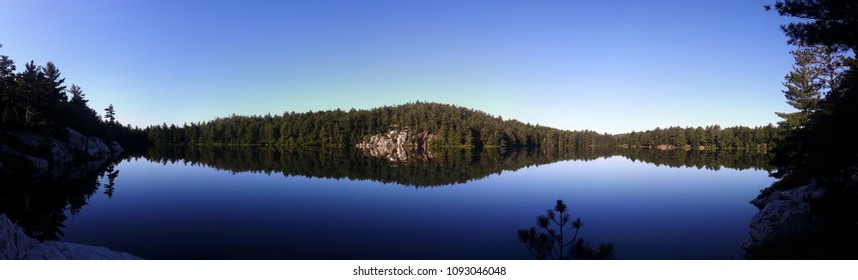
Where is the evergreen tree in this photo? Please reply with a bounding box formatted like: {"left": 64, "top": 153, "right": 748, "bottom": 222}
{"left": 0, "top": 44, "right": 16, "bottom": 125}
{"left": 775, "top": 44, "right": 823, "bottom": 130}
{"left": 815, "top": 44, "right": 847, "bottom": 98}
{"left": 766, "top": 0, "right": 858, "bottom": 182}
{"left": 68, "top": 84, "right": 98, "bottom": 133}
{"left": 104, "top": 104, "right": 116, "bottom": 124}
{"left": 0, "top": 43, "right": 148, "bottom": 148}
{"left": 17, "top": 60, "right": 41, "bottom": 127}
{"left": 750, "top": 0, "right": 858, "bottom": 259}
{"left": 517, "top": 200, "right": 614, "bottom": 260}
{"left": 765, "top": 0, "right": 858, "bottom": 52}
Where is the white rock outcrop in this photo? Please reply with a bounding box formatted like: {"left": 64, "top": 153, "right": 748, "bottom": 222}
{"left": 355, "top": 128, "right": 436, "bottom": 162}
{"left": 745, "top": 181, "right": 826, "bottom": 249}
{"left": 0, "top": 214, "right": 141, "bottom": 260}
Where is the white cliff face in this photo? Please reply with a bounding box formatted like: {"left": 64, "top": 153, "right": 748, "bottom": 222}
{"left": 745, "top": 181, "right": 826, "bottom": 249}
{"left": 0, "top": 214, "right": 141, "bottom": 260}
{"left": 0, "top": 128, "right": 123, "bottom": 179}
{"left": 355, "top": 129, "right": 436, "bottom": 162}
{"left": 356, "top": 130, "right": 410, "bottom": 161}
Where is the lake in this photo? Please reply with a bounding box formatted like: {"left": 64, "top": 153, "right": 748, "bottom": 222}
{"left": 3, "top": 147, "right": 775, "bottom": 259}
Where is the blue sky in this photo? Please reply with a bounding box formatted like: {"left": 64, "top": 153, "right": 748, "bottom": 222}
{"left": 2, "top": 0, "right": 796, "bottom": 134}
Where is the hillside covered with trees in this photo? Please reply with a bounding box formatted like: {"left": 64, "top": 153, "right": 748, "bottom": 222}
{"left": 145, "top": 101, "right": 785, "bottom": 152}
{"left": 144, "top": 102, "right": 616, "bottom": 149}
{"left": 0, "top": 44, "right": 146, "bottom": 148}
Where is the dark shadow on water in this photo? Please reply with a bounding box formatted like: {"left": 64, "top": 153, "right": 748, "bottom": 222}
{"left": 0, "top": 158, "right": 122, "bottom": 241}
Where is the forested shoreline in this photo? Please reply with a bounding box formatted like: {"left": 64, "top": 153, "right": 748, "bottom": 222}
{"left": 3, "top": 0, "right": 857, "bottom": 261}
{"left": 0, "top": 44, "right": 146, "bottom": 149}
{"left": 2, "top": 42, "right": 782, "bottom": 155}
{"left": 142, "top": 102, "right": 782, "bottom": 151}
{"left": 143, "top": 102, "right": 618, "bottom": 149}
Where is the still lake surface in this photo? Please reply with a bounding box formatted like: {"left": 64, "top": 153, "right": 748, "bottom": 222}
{"left": 46, "top": 147, "right": 775, "bottom": 259}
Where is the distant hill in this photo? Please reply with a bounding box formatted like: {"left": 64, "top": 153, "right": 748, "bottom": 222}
{"left": 145, "top": 102, "right": 614, "bottom": 148}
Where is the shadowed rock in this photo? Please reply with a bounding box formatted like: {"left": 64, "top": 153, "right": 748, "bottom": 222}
{"left": 0, "top": 128, "right": 123, "bottom": 180}
{"left": 0, "top": 214, "right": 141, "bottom": 260}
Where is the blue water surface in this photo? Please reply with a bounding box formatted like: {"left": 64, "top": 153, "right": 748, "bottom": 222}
{"left": 59, "top": 156, "right": 774, "bottom": 259}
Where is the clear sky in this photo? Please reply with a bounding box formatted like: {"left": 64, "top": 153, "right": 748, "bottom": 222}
{"left": 2, "top": 0, "right": 797, "bottom": 134}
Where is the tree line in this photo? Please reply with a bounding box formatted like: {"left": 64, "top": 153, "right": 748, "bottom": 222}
{"left": 614, "top": 125, "right": 781, "bottom": 151}
{"left": 0, "top": 44, "right": 147, "bottom": 148}
{"left": 144, "top": 102, "right": 617, "bottom": 149}
{"left": 0, "top": 43, "right": 784, "bottom": 155}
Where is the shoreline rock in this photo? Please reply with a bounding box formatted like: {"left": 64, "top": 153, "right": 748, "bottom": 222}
{"left": 0, "top": 214, "right": 141, "bottom": 260}
{"left": 744, "top": 180, "right": 826, "bottom": 251}
{"left": 0, "top": 128, "right": 123, "bottom": 180}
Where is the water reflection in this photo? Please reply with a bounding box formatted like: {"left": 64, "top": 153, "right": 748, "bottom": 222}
{"left": 137, "top": 145, "right": 772, "bottom": 187}
{"left": 0, "top": 146, "right": 772, "bottom": 259}
{"left": 0, "top": 158, "right": 122, "bottom": 241}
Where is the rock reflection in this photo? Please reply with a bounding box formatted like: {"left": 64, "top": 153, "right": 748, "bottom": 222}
{"left": 140, "top": 145, "right": 772, "bottom": 187}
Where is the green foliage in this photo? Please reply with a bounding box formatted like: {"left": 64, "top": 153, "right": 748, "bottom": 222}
{"left": 0, "top": 44, "right": 147, "bottom": 149}
{"left": 776, "top": 45, "right": 822, "bottom": 129}
{"left": 104, "top": 104, "right": 115, "bottom": 124}
{"left": 517, "top": 200, "right": 614, "bottom": 260}
{"left": 145, "top": 102, "right": 617, "bottom": 149}
{"left": 614, "top": 124, "right": 780, "bottom": 151}
{"left": 747, "top": 0, "right": 858, "bottom": 260}
{"left": 766, "top": 0, "right": 858, "bottom": 184}
{"left": 775, "top": 42, "right": 847, "bottom": 131}
{"left": 765, "top": 0, "right": 858, "bottom": 52}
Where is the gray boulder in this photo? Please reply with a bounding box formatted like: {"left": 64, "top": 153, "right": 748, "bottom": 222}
{"left": 0, "top": 214, "right": 141, "bottom": 260}
{"left": 1, "top": 128, "right": 123, "bottom": 180}
{"left": 745, "top": 182, "right": 826, "bottom": 249}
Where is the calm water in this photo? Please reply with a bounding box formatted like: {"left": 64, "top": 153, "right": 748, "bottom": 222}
{"left": 45, "top": 148, "right": 774, "bottom": 259}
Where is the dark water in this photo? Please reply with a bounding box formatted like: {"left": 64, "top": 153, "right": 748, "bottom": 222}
{"left": 2, "top": 147, "right": 775, "bottom": 259}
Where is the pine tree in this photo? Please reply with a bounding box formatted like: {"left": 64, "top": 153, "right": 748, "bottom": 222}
{"left": 0, "top": 44, "right": 16, "bottom": 125}
{"left": 68, "top": 84, "right": 98, "bottom": 133}
{"left": 775, "top": 44, "right": 823, "bottom": 130}
{"left": 104, "top": 104, "right": 116, "bottom": 124}
{"left": 17, "top": 61, "right": 41, "bottom": 127}
{"left": 517, "top": 200, "right": 614, "bottom": 260}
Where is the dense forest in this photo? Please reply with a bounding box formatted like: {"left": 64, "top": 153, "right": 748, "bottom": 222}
{"left": 1, "top": 41, "right": 781, "bottom": 155}
{"left": 144, "top": 102, "right": 617, "bottom": 149}
{"left": 0, "top": 44, "right": 146, "bottom": 148}
{"left": 614, "top": 125, "right": 781, "bottom": 151}
{"left": 144, "top": 101, "right": 783, "bottom": 151}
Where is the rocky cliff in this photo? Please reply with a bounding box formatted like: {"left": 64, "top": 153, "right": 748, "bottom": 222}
{"left": 355, "top": 128, "right": 435, "bottom": 162}
{"left": 0, "top": 214, "right": 140, "bottom": 260}
{"left": 744, "top": 181, "right": 826, "bottom": 251}
{"left": 0, "top": 128, "right": 123, "bottom": 180}
{"left": 744, "top": 174, "right": 858, "bottom": 258}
